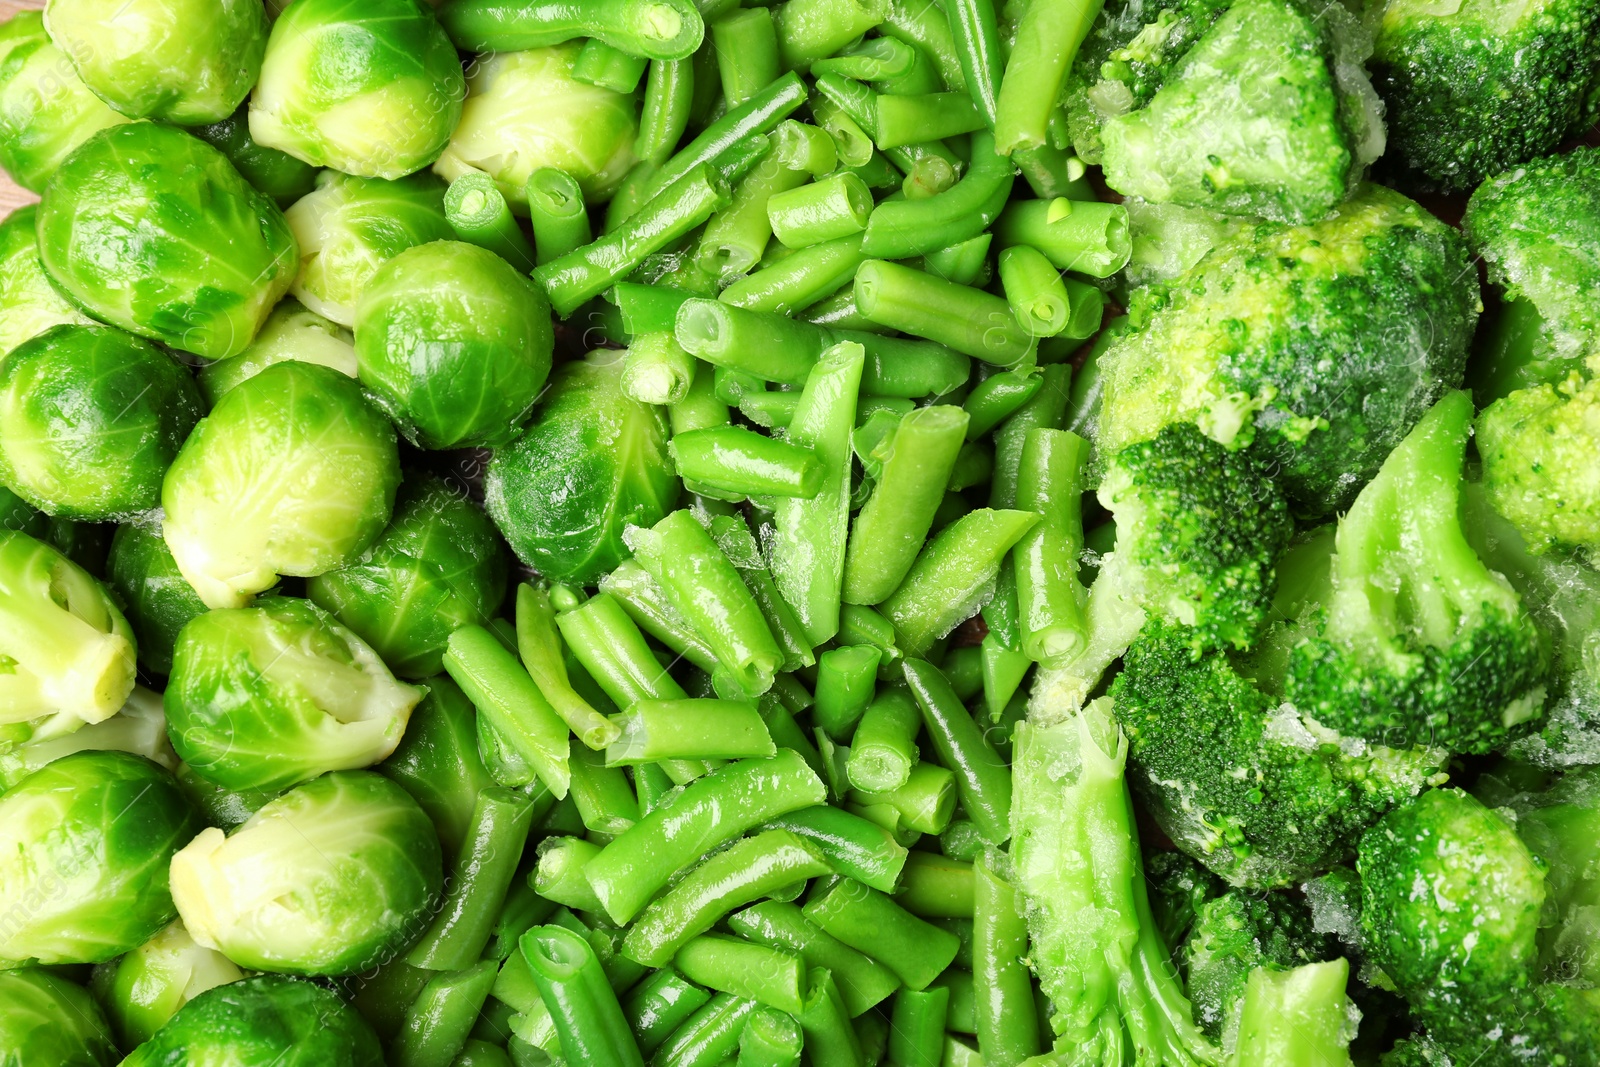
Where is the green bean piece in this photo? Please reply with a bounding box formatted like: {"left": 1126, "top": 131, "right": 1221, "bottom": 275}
{"left": 945, "top": 0, "right": 1003, "bottom": 124}
{"left": 517, "top": 584, "right": 621, "bottom": 750}
{"left": 902, "top": 659, "right": 1012, "bottom": 844}
{"left": 719, "top": 231, "right": 869, "bottom": 313}
{"left": 874, "top": 92, "right": 985, "bottom": 149}
{"left": 763, "top": 172, "right": 872, "bottom": 249}
{"left": 555, "top": 593, "right": 690, "bottom": 709}
{"left": 760, "top": 804, "right": 909, "bottom": 893}
{"left": 846, "top": 689, "right": 920, "bottom": 793}
{"left": 860, "top": 132, "right": 1013, "bottom": 260}
{"left": 674, "top": 935, "right": 807, "bottom": 1014}
{"left": 803, "top": 880, "right": 960, "bottom": 991}
{"left": 605, "top": 160, "right": 661, "bottom": 232}
{"left": 520, "top": 926, "right": 645, "bottom": 1067}
{"left": 393, "top": 960, "right": 501, "bottom": 1067}
{"left": 990, "top": 362, "right": 1071, "bottom": 507}
{"left": 727, "top": 901, "right": 901, "bottom": 1016}
{"left": 1060, "top": 277, "right": 1107, "bottom": 343}
{"left": 408, "top": 788, "right": 537, "bottom": 970}
{"left": 814, "top": 645, "right": 883, "bottom": 740}
{"left": 454, "top": 1038, "right": 515, "bottom": 1067}
{"left": 584, "top": 750, "right": 825, "bottom": 923}
{"left": 622, "top": 830, "right": 833, "bottom": 966}
{"left": 943, "top": 645, "right": 984, "bottom": 700}
{"left": 842, "top": 405, "right": 970, "bottom": 606}
{"left": 575, "top": 37, "right": 651, "bottom": 91}
{"left": 853, "top": 261, "right": 1033, "bottom": 368}
{"left": 812, "top": 72, "right": 962, "bottom": 176}
{"left": 811, "top": 95, "right": 878, "bottom": 168}
{"left": 882, "top": 0, "right": 967, "bottom": 90}
{"left": 607, "top": 698, "right": 776, "bottom": 763}
{"left": 838, "top": 606, "right": 904, "bottom": 667}
{"left": 738, "top": 1008, "right": 804, "bottom": 1067}
{"left": 854, "top": 759, "right": 957, "bottom": 835}
{"left": 902, "top": 153, "right": 960, "bottom": 200}
{"left": 568, "top": 744, "right": 642, "bottom": 833}
{"left": 992, "top": 197, "right": 1130, "bottom": 278}
{"left": 888, "top": 986, "right": 950, "bottom": 1067}
{"left": 972, "top": 854, "right": 1039, "bottom": 1067}
{"left": 1013, "top": 428, "right": 1089, "bottom": 666}
{"left": 877, "top": 36, "right": 945, "bottom": 95}
{"left": 962, "top": 370, "right": 1043, "bottom": 441}
{"left": 535, "top": 836, "right": 608, "bottom": 913}
{"left": 769, "top": 342, "right": 865, "bottom": 646}
{"left": 920, "top": 233, "right": 993, "bottom": 288}
{"left": 676, "top": 299, "right": 835, "bottom": 384}
{"left": 671, "top": 361, "right": 733, "bottom": 435}
{"left": 1013, "top": 143, "right": 1093, "bottom": 200}
{"left": 646, "top": 72, "right": 809, "bottom": 200}
{"left": 615, "top": 282, "right": 696, "bottom": 335}
{"left": 836, "top": 332, "right": 972, "bottom": 399}
{"left": 697, "top": 153, "right": 810, "bottom": 279}
{"left": 853, "top": 408, "right": 903, "bottom": 482}
{"left": 774, "top": 0, "right": 891, "bottom": 69}
{"left": 654, "top": 993, "right": 760, "bottom": 1067}
{"left": 877, "top": 509, "right": 1038, "bottom": 657}
{"left": 487, "top": 880, "right": 560, "bottom": 963}
{"left": 992, "top": 0, "right": 1103, "bottom": 153}
{"left": 943, "top": 1034, "right": 985, "bottom": 1066}
{"left": 438, "top": 0, "right": 706, "bottom": 58}
{"left": 669, "top": 426, "right": 824, "bottom": 499}
{"left": 998, "top": 245, "right": 1070, "bottom": 337}
{"left": 445, "top": 627, "right": 573, "bottom": 799}
{"left": 798, "top": 969, "right": 866, "bottom": 1067}
{"left": 812, "top": 36, "right": 918, "bottom": 81}
{"left": 898, "top": 852, "right": 975, "bottom": 919}
{"left": 709, "top": 515, "right": 819, "bottom": 673}
{"left": 526, "top": 168, "right": 594, "bottom": 267}
{"left": 638, "top": 58, "right": 696, "bottom": 166}
{"left": 711, "top": 8, "right": 780, "bottom": 107}
{"left": 625, "top": 968, "right": 714, "bottom": 1055}
{"left": 939, "top": 821, "right": 986, "bottom": 864}
{"left": 981, "top": 632, "right": 1033, "bottom": 720}
{"left": 598, "top": 562, "right": 722, "bottom": 676}
{"left": 738, "top": 390, "right": 802, "bottom": 430}
{"left": 445, "top": 173, "right": 538, "bottom": 272}
{"left": 622, "top": 332, "right": 697, "bottom": 406}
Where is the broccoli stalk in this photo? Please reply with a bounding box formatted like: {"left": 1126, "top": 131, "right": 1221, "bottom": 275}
{"left": 1229, "top": 959, "right": 1357, "bottom": 1067}
{"left": 1012, "top": 698, "right": 1221, "bottom": 1065}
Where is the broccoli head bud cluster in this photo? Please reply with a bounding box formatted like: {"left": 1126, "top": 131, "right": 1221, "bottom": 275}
{"left": 1478, "top": 374, "right": 1600, "bottom": 559}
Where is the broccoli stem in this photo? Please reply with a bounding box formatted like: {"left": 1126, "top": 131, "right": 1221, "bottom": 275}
{"left": 1230, "top": 960, "right": 1356, "bottom": 1067}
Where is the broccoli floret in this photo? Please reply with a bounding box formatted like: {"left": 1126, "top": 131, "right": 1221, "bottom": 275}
{"left": 1367, "top": 0, "right": 1600, "bottom": 193}
{"left": 1285, "top": 391, "right": 1549, "bottom": 754}
{"left": 1494, "top": 765, "right": 1600, "bottom": 986}
{"left": 1098, "top": 422, "right": 1295, "bottom": 653}
{"left": 1145, "top": 850, "right": 1224, "bottom": 951}
{"left": 1098, "top": 185, "right": 1479, "bottom": 515}
{"left": 1112, "top": 618, "right": 1447, "bottom": 888}
{"left": 1478, "top": 374, "right": 1600, "bottom": 558}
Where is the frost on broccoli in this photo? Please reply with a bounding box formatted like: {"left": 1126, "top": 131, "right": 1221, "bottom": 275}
{"left": 1098, "top": 185, "right": 1479, "bottom": 516}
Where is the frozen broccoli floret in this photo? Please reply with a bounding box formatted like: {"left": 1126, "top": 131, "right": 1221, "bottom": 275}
{"left": 1478, "top": 374, "right": 1600, "bottom": 558}
{"left": 1145, "top": 850, "right": 1224, "bottom": 950}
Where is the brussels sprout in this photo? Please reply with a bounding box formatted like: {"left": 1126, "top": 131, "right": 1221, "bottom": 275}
{"left": 170, "top": 771, "right": 443, "bottom": 976}
{"left": 308, "top": 474, "right": 509, "bottom": 678}
{"left": 0, "top": 531, "right": 136, "bottom": 732}
{"left": 435, "top": 44, "right": 639, "bottom": 206}
{"left": 0, "top": 684, "right": 177, "bottom": 791}
{"left": 354, "top": 242, "right": 555, "bottom": 450}
{"left": 486, "top": 350, "right": 680, "bottom": 583}
{"left": 161, "top": 360, "right": 401, "bottom": 610}
{"left": 0, "top": 484, "right": 46, "bottom": 537}
{"left": 106, "top": 523, "right": 208, "bottom": 677}
{"left": 285, "top": 169, "right": 455, "bottom": 327}
{"left": 0, "top": 206, "right": 94, "bottom": 356}
{"left": 121, "top": 974, "right": 384, "bottom": 1067}
{"left": 44, "top": 0, "right": 268, "bottom": 125}
{"left": 165, "top": 596, "right": 423, "bottom": 792}
{"left": 196, "top": 298, "right": 357, "bottom": 406}
{"left": 35, "top": 123, "right": 299, "bottom": 359}
{"left": 0, "top": 749, "right": 198, "bottom": 965}
{"left": 0, "top": 325, "right": 203, "bottom": 521}
{"left": 191, "top": 105, "right": 320, "bottom": 206}
{"left": 0, "top": 969, "right": 118, "bottom": 1067}
{"left": 90, "top": 920, "right": 244, "bottom": 1047}
{"left": 173, "top": 762, "right": 278, "bottom": 831}
{"left": 249, "top": 0, "right": 466, "bottom": 180}
{"left": 0, "top": 11, "right": 128, "bottom": 192}
{"left": 378, "top": 674, "right": 496, "bottom": 856}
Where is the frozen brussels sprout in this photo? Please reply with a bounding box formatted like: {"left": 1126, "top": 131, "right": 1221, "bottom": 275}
{"left": 286, "top": 169, "right": 455, "bottom": 327}
{"left": 354, "top": 241, "right": 555, "bottom": 449}
{"left": 487, "top": 350, "right": 680, "bottom": 583}
{"left": 44, "top": 0, "right": 268, "bottom": 125}
{"left": 196, "top": 298, "right": 357, "bottom": 406}
{"left": 0, "top": 325, "right": 203, "bottom": 521}
{"left": 106, "top": 523, "right": 208, "bottom": 676}
{"left": 0, "top": 684, "right": 176, "bottom": 790}
{"left": 378, "top": 675, "right": 495, "bottom": 857}
{"left": 35, "top": 123, "right": 299, "bottom": 359}
{"left": 249, "top": 0, "right": 465, "bottom": 179}
{"left": 121, "top": 975, "right": 384, "bottom": 1067}
{"left": 435, "top": 44, "right": 639, "bottom": 206}
{"left": 0, "top": 750, "right": 198, "bottom": 965}
{"left": 0, "top": 531, "right": 136, "bottom": 732}
{"left": 0, "top": 969, "right": 118, "bottom": 1067}
{"left": 90, "top": 920, "right": 244, "bottom": 1047}
{"left": 0, "top": 206, "right": 94, "bottom": 356}
{"left": 171, "top": 771, "right": 443, "bottom": 976}
{"left": 191, "top": 105, "right": 320, "bottom": 206}
{"left": 0, "top": 11, "right": 128, "bottom": 192}
{"left": 308, "top": 474, "right": 509, "bottom": 678}
{"left": 165, "top": 596, "right": 423, "bottom": 792}
{"left": 161, "top": 360, "right": 401, "bottom": 610}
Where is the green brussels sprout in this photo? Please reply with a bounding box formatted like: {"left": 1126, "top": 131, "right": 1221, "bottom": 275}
{"left": 90, "top": 920, "right": 244, "bottom": 1048}
{"left": 0, "top": 483, "right": 44, "bottom": 536}
{"left": 0, "top": 969, "right": 118, "bottom": 1067}
{"left": 354, "top": 241, "right": 555, "bottom": 449}
{"left": 43, "top": 0, "right": 268, "bottom": 125}
{"left": 165, "top": 596, "right": 423, "bottom": 792}
{"left": 121, "top": 974, "right": 384, "bottom": 1067}
{"left": 0, "top": 325, "right": 203, "bottom": 521}
{"left": 435, "top": 44, "right": 639, "bottom": 206}
{"left": 35, "top": 123, "right": 299, "bottom": 359}
{"left": 0, "top": 531, "right": 136, "bottom": 733}
{"left": 0, "top": 205, "right": 94, "bottom": 356}
{"left": 106, "top": 523, "right": 208, "bottom": 677}
{"left": 285, "top": 169, "right": 454, "bottom": 327}
{"left": 307, "top": 474, "right": 509, "bottom": 678}
{"left": 0, "top": 11, "right": 129, "bottom": 192}
{"left": 0, "top": 749, "right": 198, "bottom": 965}
{"left": 378, "top": 674, "right": 496, "bottom": 856}
{"left": 196, "top": 298, "right": 357, "bottom": 406}
{"left": 191, "top": 105, "right": 320, "bottom": 207}
{"left": 486, "top": 350, "right": 680, "bottom": 583}
{"left": 170, "top": 771, "right": 443, "bottom": 976}
{"left": 0, "top": 684, "right": 177, "bottom": 791}
{"left": 249, "top": 0, "right": 466, "bottom": 180}
{"left": 161, "top": 360, "right": 401, "bottom": 610}
{"left": 173, "top": 762, "right": 278, "bottom": 831}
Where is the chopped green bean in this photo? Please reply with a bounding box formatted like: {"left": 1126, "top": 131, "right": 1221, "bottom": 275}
{"left": 998, "top": 245, "right": 1070, "bottom": 337}
{"left": 774, "top": 0, "right": 891, "bottom": 70}
{"left": 607, "top": 698, "right": 776, "bottom": 763}
{"left": 712, "top": 8, "right": 781, "bottom": 107}
{"left": 798, "top": 968, "right": 866, "bottom": 1066}
{"left": 392, "top": 960, "right": 501, "bottom": 1067}
{"left": 445, "top": 173, "right": 537, "bottom": 271}
{"left": 625, "top": 968, "right": 713, "bottom": 1055}
{"left": 623, "top": 331, "right": 698, "bottom": 406}
{"left": 989, "top": 362, "right": 1071, "bottom": 507}
{"left": 874, "top": 92, "right": 986, "bottom": 149}
{"left": 854, "top": 260, "right": 1034, "bottom": 367}
{"left": 638, "top": 58, "right": 697, "bottom": 166}
{"left": 445, "top": 626, "right": 573, "bottom": 799}
{"left": 555, "top": 593, "right": 689, "bottom": 708}
{"left": 574, "top": 37, "right": 651, "bottom": 92}
{"left": 535, "top": 836, "right": 608, "bottom": 913}
{"left": 992, "top": 197, "right": 1130, "bottom": 278}
{"left": 674, "top": 935, "right": 807, "bottom": 1013}
{"left": 517, "top": 584, "right": 621, "bottom": 750}
{"left": 902, "top": 659, "right": 1013, "bottom": 844}
{"left": 654, "top": 994, "right": 760, "bottom": 1067}
{"left": 879, "top": 509, "right": 1038, "bottom": 657}
{"left": 526, "top": 168, "right": 594, "bottom": 267}
{"left": 854, "top": 759, "right": 957, "bottom": 835}
{"left": 767, "top": 172, "right": 874, "bottom": 248}
{"left": 972, "top": 853, "right": 1040, "bottom": 1066}
{"left": 889, "top": 986, "right": 950, "bottom": 1067}
{"left": 520, "top": 925, "right": 645, "bottom": 1067}
{"left": 760, "top": 803, "right": 909, "bottom": 892}
{"left": 898, "top": 851, "right": 975, "bottom": 918}
{"left": 993, "top": 0, "right": 1104, "bottom": 153}
{"left": 814, "top": 645, "right": 883, "bottom": 739}
{"left": 1014, "top": 427, "right": 1089, "bottom": 666}
{"left": 598, "top": 561, "right": 722, "bottom": 676}
{"left": 737, "top": 1008, "right": 804, "bottom": 1067}
{"left": 439, "top": 0, "right": 707, "bottom": 59}
{"left": 802, "top": 879, "right": 960, "bottom": 990}
{"left": 846, "top": 688, "right": 921, "bottom": 793}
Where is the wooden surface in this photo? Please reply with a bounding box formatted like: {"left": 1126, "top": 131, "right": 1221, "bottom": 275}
{"left": 0, "top": 0, "right": 44, "bottom": 214}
